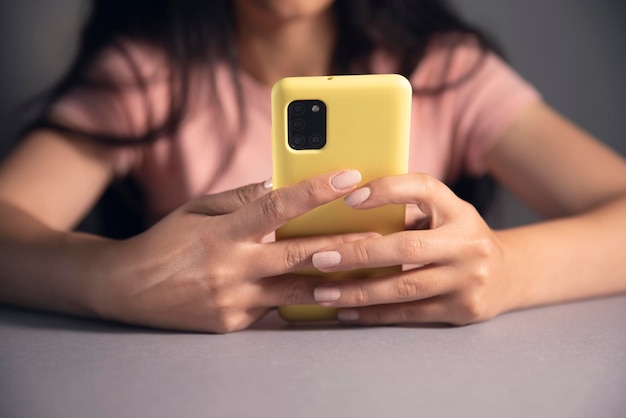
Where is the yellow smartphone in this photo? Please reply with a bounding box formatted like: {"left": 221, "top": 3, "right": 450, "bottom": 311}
{"left": 271, "top": 74, "right": 411, "bottom": 322}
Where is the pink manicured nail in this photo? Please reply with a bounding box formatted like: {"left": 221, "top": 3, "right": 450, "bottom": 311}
{"left": 263, "top": 178, "right": 273, "bottom": 189}
{"left": 338, "top": 309, "right": 359, "bottom": 321}
{"left": 314, "top": 287, "right": 341, "bottom": 302}
{"left": 344, "top": 187, "right": 371, "bottom": 207}
{"left": 312, "top": 251, "right": 341, "bottom": 269}
{"left": 331, "top": 170, "right": 361, "bottom": 190}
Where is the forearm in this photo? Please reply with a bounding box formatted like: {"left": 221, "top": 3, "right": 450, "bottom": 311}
{"left": 0, "top": 201, "right": 115, "bottom": 317}
{"left": 497, "top": 193, "right": 626, "bottom": 311}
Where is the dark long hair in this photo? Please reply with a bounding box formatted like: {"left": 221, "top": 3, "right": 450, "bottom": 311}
{"left": 22, "top": 0, "right": 501, "bottom": 236}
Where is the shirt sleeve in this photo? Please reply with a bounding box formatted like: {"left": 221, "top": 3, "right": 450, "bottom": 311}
{"left": 421, "top": 38, "right": 541, "bottom": 177}
{"left": 411, "top": 36, "right": 540, "bottom": 179}
{"left": 48, "top": 41, "right": 171, "bottom": 176}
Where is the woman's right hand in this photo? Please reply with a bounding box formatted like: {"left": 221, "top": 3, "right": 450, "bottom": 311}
{"left": 95, "top": 170, "right": 370, "bottom": 333}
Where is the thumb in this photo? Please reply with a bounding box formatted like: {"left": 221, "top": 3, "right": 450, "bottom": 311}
{"left": 187, "top": 178, "right": 272, "bottom": 216}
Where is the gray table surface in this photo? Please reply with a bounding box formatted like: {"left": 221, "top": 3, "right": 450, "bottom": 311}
{"left": 1, "top": 295, "right": 626, "bottom": 418}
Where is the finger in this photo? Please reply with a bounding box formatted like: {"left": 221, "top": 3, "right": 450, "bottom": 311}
{"left": 228, "top": 170, "right": 363, "bottom": 239}
{"left": 247, "top": 231, "right": 381, "bottom": 278}
{"left": 187, "top": 179, "right": 272, "bottom": 216}
{"left": 251, "top": 274, "right": 321, "bottom": 308}
{"left": 312, "top": 266, "right": 457, "bottom": 307}
{"left": 345, "top": 173, "right": 473, "bottom": 227}
{"left": 311, "top": 230, "right": 457, "bottom": 272}
{"left": 245, "top": 232, "right": 384, "bottom": 308}
{"left": 335, "top": 297, "right": 453, "bottom": 326}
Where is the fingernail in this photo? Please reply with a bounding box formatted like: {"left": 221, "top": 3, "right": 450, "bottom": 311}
{"left": 345, "top": 187, "right": 371, "bottom": 207}
{"left": 314, "top": 287, "right": 341, "bottom": 302}
{"left": 338, "top": 309, "right": 359, "bottom": 321}
{"left": 263, "top": 178, "right": 273, "bottom": 189}
{"left": 331, "top": 170, "right": 361, "bottom": 190}
{"left": 312, "top": 251, "right": 341, "bottom": 269}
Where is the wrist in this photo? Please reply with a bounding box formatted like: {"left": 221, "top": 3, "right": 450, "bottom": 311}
{"left": 493, "top": 228, "right": 534, "bottom": 313}
{"left": 87, "top": 234, "right": 163, "bottom": 325}
{"left": 57, "top": 231, "right": 124, "bottom": 320}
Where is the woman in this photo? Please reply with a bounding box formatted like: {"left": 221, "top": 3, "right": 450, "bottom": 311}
{"left": 0, "top": 0, "right": 625, "bottom": 333}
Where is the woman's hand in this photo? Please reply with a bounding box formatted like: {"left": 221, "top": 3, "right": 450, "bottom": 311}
{"left": 95, "top": 170, "right": 374, "bottom": 333}
{"left": 310, "top": 173, "right": 516, "bottom": 326}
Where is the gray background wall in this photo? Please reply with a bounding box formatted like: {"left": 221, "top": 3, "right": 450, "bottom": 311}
{"left": 0, "top": 0, "right": 624, "bottom": 227}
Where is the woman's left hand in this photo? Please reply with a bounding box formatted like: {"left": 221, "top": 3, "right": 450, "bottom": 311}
{"left": 311, "top": 173, "right": 518, "bottom": 326}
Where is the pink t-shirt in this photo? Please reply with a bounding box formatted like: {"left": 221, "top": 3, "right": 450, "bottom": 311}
{"left": 52, "top": 37, "right": 540, "bottom": 219}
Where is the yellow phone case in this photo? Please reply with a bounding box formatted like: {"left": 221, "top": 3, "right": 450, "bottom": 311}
{"left": 271, "top": 74, "right": 411, "bottom": 322}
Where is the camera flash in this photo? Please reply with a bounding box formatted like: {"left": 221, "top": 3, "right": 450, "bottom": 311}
{"left": 311, "top": 104, "right": 320, "bottom": 112}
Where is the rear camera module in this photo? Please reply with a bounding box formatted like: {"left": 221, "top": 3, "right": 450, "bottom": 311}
{"left": 287, "top": 100, "right": 326, "bottom": 150}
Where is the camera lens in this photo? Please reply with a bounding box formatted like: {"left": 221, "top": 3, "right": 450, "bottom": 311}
{"left": 291, "top": 118, "right": 305, "bottom": 131}
{"left": 309, "top": 134, "right": 322, "bottom": 145}
{"left": 292, "top": 134, "right": 305, "bottom": 146}
{"left": 291, "top": 103, "right": 305, "bottom": 116}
